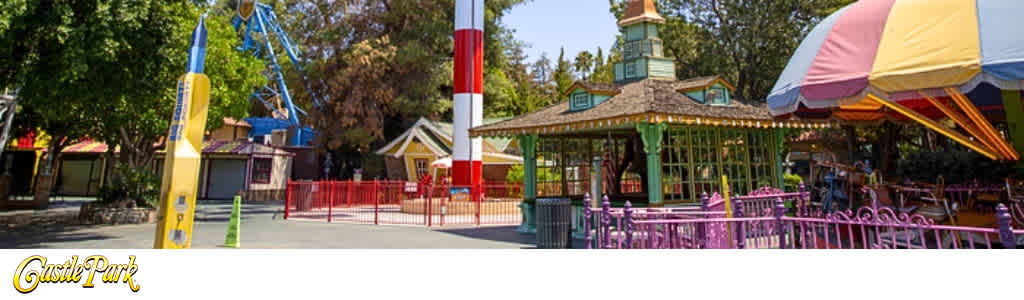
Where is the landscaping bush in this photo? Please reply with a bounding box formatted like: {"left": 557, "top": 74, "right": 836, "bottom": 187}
{"left": 784, "top": 173, "right": 803, "bottom": 192}
{"left": 505, "top": 164, "right": 562, "bottom": 184}
{"left": 97, "top": 164, "right": 160, "bottom": 208}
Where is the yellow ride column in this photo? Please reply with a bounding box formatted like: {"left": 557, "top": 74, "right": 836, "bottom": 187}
{"left": 154, "top": 16, "right": 211, "bottom": 249}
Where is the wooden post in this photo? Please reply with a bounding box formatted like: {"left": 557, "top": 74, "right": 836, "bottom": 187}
{"left": 517, "top": 134, "right": 538, "bottom": 233}
{"left": 638, "top": 122, "right": 667, "bottom": 206}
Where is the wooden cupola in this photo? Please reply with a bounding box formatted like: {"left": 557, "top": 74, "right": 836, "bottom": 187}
{"left": 614, "top": 0, "right": 675, "bottom": 84}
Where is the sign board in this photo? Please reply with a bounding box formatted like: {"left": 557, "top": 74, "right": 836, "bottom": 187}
{"left": 404, "top": 182, "right": 418, "bottom": 193}
{"left": 450, "top": 187, "right": 471, "bottom": 202}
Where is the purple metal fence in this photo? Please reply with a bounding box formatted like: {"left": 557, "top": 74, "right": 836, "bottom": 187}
{"left": 730, "top": 184, "right": 812, "bottom": 217}
{"left": 584, "top": 186, "right": 807, "bottom": 249}
{"left": 586, "top": 192, "right": 1020, "bottom": 249}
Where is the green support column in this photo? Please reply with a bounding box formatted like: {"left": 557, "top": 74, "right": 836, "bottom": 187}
{"left": 638, "top": 123, "right": 667, "bottom": 206}
{"left": 773, "top": 129, "right": 785, "bottom": 189}
{"left": 1002, "top": 90, "right": 1024, "bottom": 166}
{"left": 517, "top": 134, "right": 538, "bottom": 233}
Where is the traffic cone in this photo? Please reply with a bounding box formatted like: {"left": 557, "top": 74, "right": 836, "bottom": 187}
{"left": 222, "top": 195, "right": 241, "bottom": 248}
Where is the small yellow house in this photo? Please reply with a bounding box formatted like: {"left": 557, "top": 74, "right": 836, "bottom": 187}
{"left": 376, "top": 118, "right": 522, "bottom": 183}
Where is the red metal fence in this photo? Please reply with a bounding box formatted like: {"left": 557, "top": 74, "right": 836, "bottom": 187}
{"left": 285, "top": 180, "right": 524, "bottom": 227}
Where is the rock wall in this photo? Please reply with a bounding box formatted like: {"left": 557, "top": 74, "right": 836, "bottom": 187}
{"left": 78, "top": 202, "right": 156, "bottom": 225}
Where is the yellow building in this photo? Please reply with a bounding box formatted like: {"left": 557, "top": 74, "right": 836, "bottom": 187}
{"left": 376, "top": 118, "right": 522, "bottom": 183}
{"left": 208, "top": 118, "right": 252, "bottom": 141}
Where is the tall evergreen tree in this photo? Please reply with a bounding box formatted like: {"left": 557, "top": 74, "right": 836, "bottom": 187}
{"left": 552, "top": 47, "right": 575, "bottom": 96}
{"left": 531, "top": 53, "right": 553, "bottom": 85}
{"left": 590, "top": 46, "right": 618, "bottom": 83}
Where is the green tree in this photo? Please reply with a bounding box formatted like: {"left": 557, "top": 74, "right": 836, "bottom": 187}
{"left": 573, "top": 50, "right": 594, "bottom": 81}
{"left": 590, "top": 46, "right": 618, "bottom": 84}
{"left": 1, "top": 0, "right": 135, "bottom": 206}
{"left": 91, "top": 3, "right": 265, "bottom": 206}
{"left": 552, "top": 47, "right": 575, "bottom": 96}
{"left": 528, "top": 53, "right": 559, "bottom": 108}
{"left": 1, "top": 0, "right": 265, "bottom": 206}
{"left": 608, "top": 0, "right": 853, "bottom": 100}
{"left": 287, "top": 0, "right": 528, "bottom": 179}
{"left": 485, "top": 27, "right": 558, "bottom": 118}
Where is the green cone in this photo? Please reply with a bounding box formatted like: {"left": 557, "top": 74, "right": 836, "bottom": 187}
{"left": 223, "top": 195, "right": 241, "bottom": 248}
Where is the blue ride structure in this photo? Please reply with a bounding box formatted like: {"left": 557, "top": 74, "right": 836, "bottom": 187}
{"left": 232, "top": 0, "right": 324, "bottom": 146}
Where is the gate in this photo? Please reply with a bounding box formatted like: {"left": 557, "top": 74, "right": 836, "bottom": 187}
{"left": 284, "top": 180, "right": 524, "bottom": 227}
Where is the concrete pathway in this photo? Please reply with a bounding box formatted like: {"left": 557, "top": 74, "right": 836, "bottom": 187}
{"left": 0, "top": 201, "right": 539, "bottom": 249}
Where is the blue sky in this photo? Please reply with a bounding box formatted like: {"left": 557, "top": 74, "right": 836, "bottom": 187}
{"left": 504, "top": 0, "right": 620, "bottom": 62}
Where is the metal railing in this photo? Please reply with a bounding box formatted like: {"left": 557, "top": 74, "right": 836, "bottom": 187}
{"left": 285, "top": 180, "right": 524, "bottom": 227}
{"left": 585, "top": 189, "right": 1019, "bottom": 249}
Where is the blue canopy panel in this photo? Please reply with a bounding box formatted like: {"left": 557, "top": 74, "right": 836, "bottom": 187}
{"left": 244, "top": 117, "right": 315, "bottom": 146}
{"left": 978, "top": 0, "right": 1024, "bottom": 82}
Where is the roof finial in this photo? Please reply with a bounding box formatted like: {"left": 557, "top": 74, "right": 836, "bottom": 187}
{"left": 618, "top": 0, "right": 665, "bottom": 27}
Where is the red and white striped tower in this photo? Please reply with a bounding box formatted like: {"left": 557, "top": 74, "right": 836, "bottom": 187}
{"left": 453, "top": 0, "right": 484, "bottom": 197}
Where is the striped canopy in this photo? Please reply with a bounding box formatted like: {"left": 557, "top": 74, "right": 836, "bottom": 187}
{"left": 768, "top": 0, "right": 1024, "bottom": 161}
{"left": 769, "top": 0, "right": 1024, "bottom": 116}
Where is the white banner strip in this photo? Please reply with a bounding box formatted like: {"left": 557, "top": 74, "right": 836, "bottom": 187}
{"left": 2, "top": 250, "right": 1022, "bottom": 300}
{"left": 454, "top": 0, "right": 484, "bottom": 31}
{"left": 453, "top": 93, "right": 483, "bottom": 161}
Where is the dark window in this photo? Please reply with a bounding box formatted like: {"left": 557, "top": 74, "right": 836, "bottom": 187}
{"left": 625, "top": 63, "right": 637, "bottom": 78}
{"left": 252, "top": 158, "right": 273, "bottom": 184}
{"left": 706, "top": 87, "right": 729, "bottom": 105}
{"left": 571, "top": 93, "right": 591, "bottom": 110}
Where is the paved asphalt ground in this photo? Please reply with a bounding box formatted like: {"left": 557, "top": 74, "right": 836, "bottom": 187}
{"left": 1, "top": 201, "right": 541, "bottom": 249}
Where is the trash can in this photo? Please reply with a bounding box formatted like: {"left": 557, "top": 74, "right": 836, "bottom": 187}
{"left": 536, "top": 198, "right": 572, "bottom": 249}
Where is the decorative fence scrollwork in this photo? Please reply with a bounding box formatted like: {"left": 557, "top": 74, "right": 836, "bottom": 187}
{"left": 585, "top": 186, "right": 1019, "bottom": 249}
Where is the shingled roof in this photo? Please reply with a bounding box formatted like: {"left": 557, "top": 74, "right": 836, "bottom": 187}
{"left": 470, "top": 77, "right": 785, "bottom": 136}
